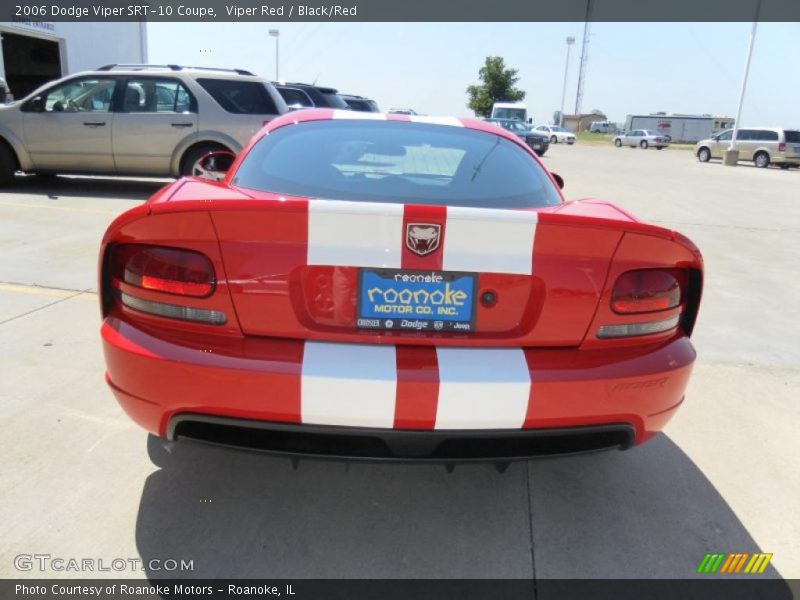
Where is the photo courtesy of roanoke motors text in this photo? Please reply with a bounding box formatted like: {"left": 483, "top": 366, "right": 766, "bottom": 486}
{"left": 0, "top": 0, "right": 798, "bottom": 598}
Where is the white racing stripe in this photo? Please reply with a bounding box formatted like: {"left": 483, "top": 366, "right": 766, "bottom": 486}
{"left": 409, "top": 115, "right": 464, "bottom": 127}
{"left": 443, "top": 207, "right": 537, "bottom": 275}
{"left": 332, "top": 110, "right": 387, "bottom": 120}
{"left": 307, "top": 199, "right": 404, "bottom": 268}
{"left": 301, "top": 342, "right": 397, "bottom": 428}
{"left": 434, "top": 348, "right": 531, "bottom": 429}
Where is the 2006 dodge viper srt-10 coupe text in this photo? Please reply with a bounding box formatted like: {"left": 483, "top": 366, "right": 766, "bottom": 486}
{"left": 99, "top": 109, "right": 703, "bottom": 460}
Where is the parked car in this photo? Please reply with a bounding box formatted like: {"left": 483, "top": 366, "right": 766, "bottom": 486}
{"left": 694, "top": 128, "right": 800, "bottom": 169}
{"left": 99, "top": 108, "right": 703, "bottom": 461}
{"left": 533, "top": 125, "right": 576, "bottom": 145}
{"left": 589, "top": 120, "right": 610, "bottom": 133}
{"left": 613, "top": 130, "right": 669, "bottom": 149}
{"left": 273, "top": 82, "right": 350, "bottom": 110}
{"left": 341, "top": 94, "right": 380, "bottom": 112}
{"left": 486, "top": 118, "right": 549, "bottom": 156}
{"left": 0, "top": 64, "right": 288, "bottom": 184}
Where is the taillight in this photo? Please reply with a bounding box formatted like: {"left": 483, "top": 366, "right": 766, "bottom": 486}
{"left": 113, "top": 245, "right": 215, "bottom": 297}
{"left": 611, "top": 269, "right": 685, "bottom": 314}
{"left": 778, "top": 142, "right": 786, "bottom": 152}
{"left": 110, "top": 245, "right": 226, "bottom": 326}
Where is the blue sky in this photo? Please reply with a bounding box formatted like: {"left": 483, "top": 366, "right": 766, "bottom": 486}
{"left": 149, "top": 22, "right": 799, "bottom": 126}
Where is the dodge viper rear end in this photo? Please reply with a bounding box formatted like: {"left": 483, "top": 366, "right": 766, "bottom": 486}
{"left": 99, "top": 109, "right": 703, "bottom": 460}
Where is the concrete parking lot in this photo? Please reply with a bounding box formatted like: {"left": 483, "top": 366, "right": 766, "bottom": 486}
{"left": 1, "top": 145, "right": 798, "bottom": 585}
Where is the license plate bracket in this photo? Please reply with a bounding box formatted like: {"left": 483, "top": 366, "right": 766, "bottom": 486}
{"left": 356, "top": 269, "right": 477, "bottom": 332}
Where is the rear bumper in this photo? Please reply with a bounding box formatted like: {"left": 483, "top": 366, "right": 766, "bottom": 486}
{"left": 167, "top": 416, "right": 635, "bottom": 460}
{"left": 102, "top": 316, "right": 696, "bottom": 458}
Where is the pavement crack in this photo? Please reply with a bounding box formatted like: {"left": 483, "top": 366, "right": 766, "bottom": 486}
{"left": 0, "top": 288, "right": 92, "bottom": 326}
{"left": 0, "top": 281, "right": 95, "bottom": 294}
{"left": 526, "top": 461, "right": 538, "bottom": 599}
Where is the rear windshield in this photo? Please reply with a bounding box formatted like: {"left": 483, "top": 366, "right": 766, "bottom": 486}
{"left": 784, "top": 131, "right": 800, "bottom": 143}
{"left": 197, "top": 78, "right": 280, "bottom": 114}
{"left": 233, "top": 120, "right": 561, "bottom": 209}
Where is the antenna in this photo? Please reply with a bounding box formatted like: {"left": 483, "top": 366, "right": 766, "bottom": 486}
{"left": 574, "top": 0, "right": 593, "bottom": 116}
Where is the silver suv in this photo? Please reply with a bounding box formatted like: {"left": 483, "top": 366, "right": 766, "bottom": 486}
{"left": 0, "top": 64, "right": 288, "bottom": 185}
{"left": 694, "top": 127, "right": 800, "bottom": 169}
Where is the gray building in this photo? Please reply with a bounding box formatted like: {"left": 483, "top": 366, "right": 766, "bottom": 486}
{"left": 624, "top": 114, "right": 734, "bottom": 143}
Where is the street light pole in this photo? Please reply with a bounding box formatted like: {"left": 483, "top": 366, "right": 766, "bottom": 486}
{"left": 559, "top": 36, "right": 575, "bottom": 127}
{"left": 725, "top": 0, "right": 761, "bottom": 166}
{"left": 268, "top": 29, "right": 280, "bottom": 80}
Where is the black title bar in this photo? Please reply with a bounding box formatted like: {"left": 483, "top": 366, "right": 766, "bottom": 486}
{"left": 3, "top": 0, "right": 800, "bottom": 22}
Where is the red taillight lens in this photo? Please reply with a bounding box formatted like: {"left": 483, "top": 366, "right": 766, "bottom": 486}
{"left": 113, "top": 245, "right": 215, "bottom": 297}
{"left": 611, "top": 269, "right": 685, "bottom": 314}
{"left": 778, "top": 142, "right": 786, "bottom": 152}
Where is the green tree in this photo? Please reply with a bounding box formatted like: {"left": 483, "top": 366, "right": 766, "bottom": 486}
{"left": 466, "top": 56, "right": 526, "bottom": 118}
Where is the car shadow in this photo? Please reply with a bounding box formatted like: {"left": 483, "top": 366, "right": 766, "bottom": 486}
{"left": 135, "top": 433, "right": 789, "bottom": 588}
{"left": 5, "top": 174, "right": 170, "bottom": 201}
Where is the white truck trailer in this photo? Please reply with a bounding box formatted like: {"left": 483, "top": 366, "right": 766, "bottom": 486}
{"left": 623, "top": 114, "right": 734, "bottom": 143}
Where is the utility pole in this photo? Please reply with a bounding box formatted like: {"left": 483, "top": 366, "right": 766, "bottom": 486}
{"left": 269, "top": 29, "right": 280, "bottom": 81}
{"left": 725, "top": 0, "right": 761, "bottom": 166}
{"left": 559, "top": 37, "right": 575, "bottom": 127}
{"left": 574, "top": 0, "right": 593, "bottom": 117}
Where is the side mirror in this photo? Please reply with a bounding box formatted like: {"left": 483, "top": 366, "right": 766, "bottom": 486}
{"left": 195, "top": 151, "right": 236, "bottom": 182}
{"left": 551, "top": 172, "right": 564, "bottom": 190}
{"left": 26, "top": 96, "right": 44, "bottom": 112}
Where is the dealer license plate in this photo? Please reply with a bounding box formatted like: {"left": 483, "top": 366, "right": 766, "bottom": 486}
{"left": 356, "top": 269, "right": 476, "bottom": 332}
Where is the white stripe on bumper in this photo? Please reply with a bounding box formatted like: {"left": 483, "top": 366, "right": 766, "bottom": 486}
{"left": 301, "top": 342, "right": 397, "bottom": 428}
{"left": 434, "top": 347, "right": 531, "bottom": 429}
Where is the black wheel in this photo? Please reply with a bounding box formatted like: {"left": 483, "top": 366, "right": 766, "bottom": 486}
{"left": 697, "top": 147, "right": 711, "bottom": 162}
{"left": 754, "top": 151, "right": 770, "bottom": 168}
{"left": 657, "top": 146, "right": 664, "bottom": 150}
{"left": 641, "top": 140, "right": 649, "bottom": 149}
{"left": 0, "top": 142, "right": 17, "bottom": 186}
{"left": 614, "top": 139, "right": 622, "bottom": 147}
{"left": 535, "top": 149, "right": 547, "bottom": 157}
{"left": 180, "top": 144, "right": 230, "bottom": 177}
{"left": 779, "top": 164, "right": 790, "bottom": 170}
{"left": 550, "top": 135, "right": 557, "bottom": 144}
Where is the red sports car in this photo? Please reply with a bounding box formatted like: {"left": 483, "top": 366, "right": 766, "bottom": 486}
{"left": 100, "top": 109, "right": 703, "bottom": 460}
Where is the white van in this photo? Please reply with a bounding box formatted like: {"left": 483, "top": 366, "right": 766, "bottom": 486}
{"left": 590, "top": 121, "right": 610, "bottom": 133}
{"left": 491, "top": 102, "right": 529, "bottom": 123}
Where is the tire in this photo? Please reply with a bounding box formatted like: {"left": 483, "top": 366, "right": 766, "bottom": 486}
{"left": 697, "top": 147, "right": 711, "bottom": 162}
{"left": 779, "top": 163, "right": 790, "bottom": 170}
{"left": 754, "top": 151, "right": 770, "bottom": 168}
{"left": 641, "top": 140, "right": 649, "bottom": 149}
{"left": 180, "top": 143, "right": 230, "bottom": 177}
{"left": 614, "top": 139, "right": 622, "bottom": 147}
{"left": 535, "top": 148, "right": 547, "bottom": 157}
{"left": 550, "top": 135, "right": 557, "bottom": 144}
{"left": 0, "top": 142, "right": 17, "bottom": 186}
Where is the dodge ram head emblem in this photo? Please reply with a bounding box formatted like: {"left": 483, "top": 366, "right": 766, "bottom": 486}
{"left": 406, "top": 223, "right": 441, "bottom": 256}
